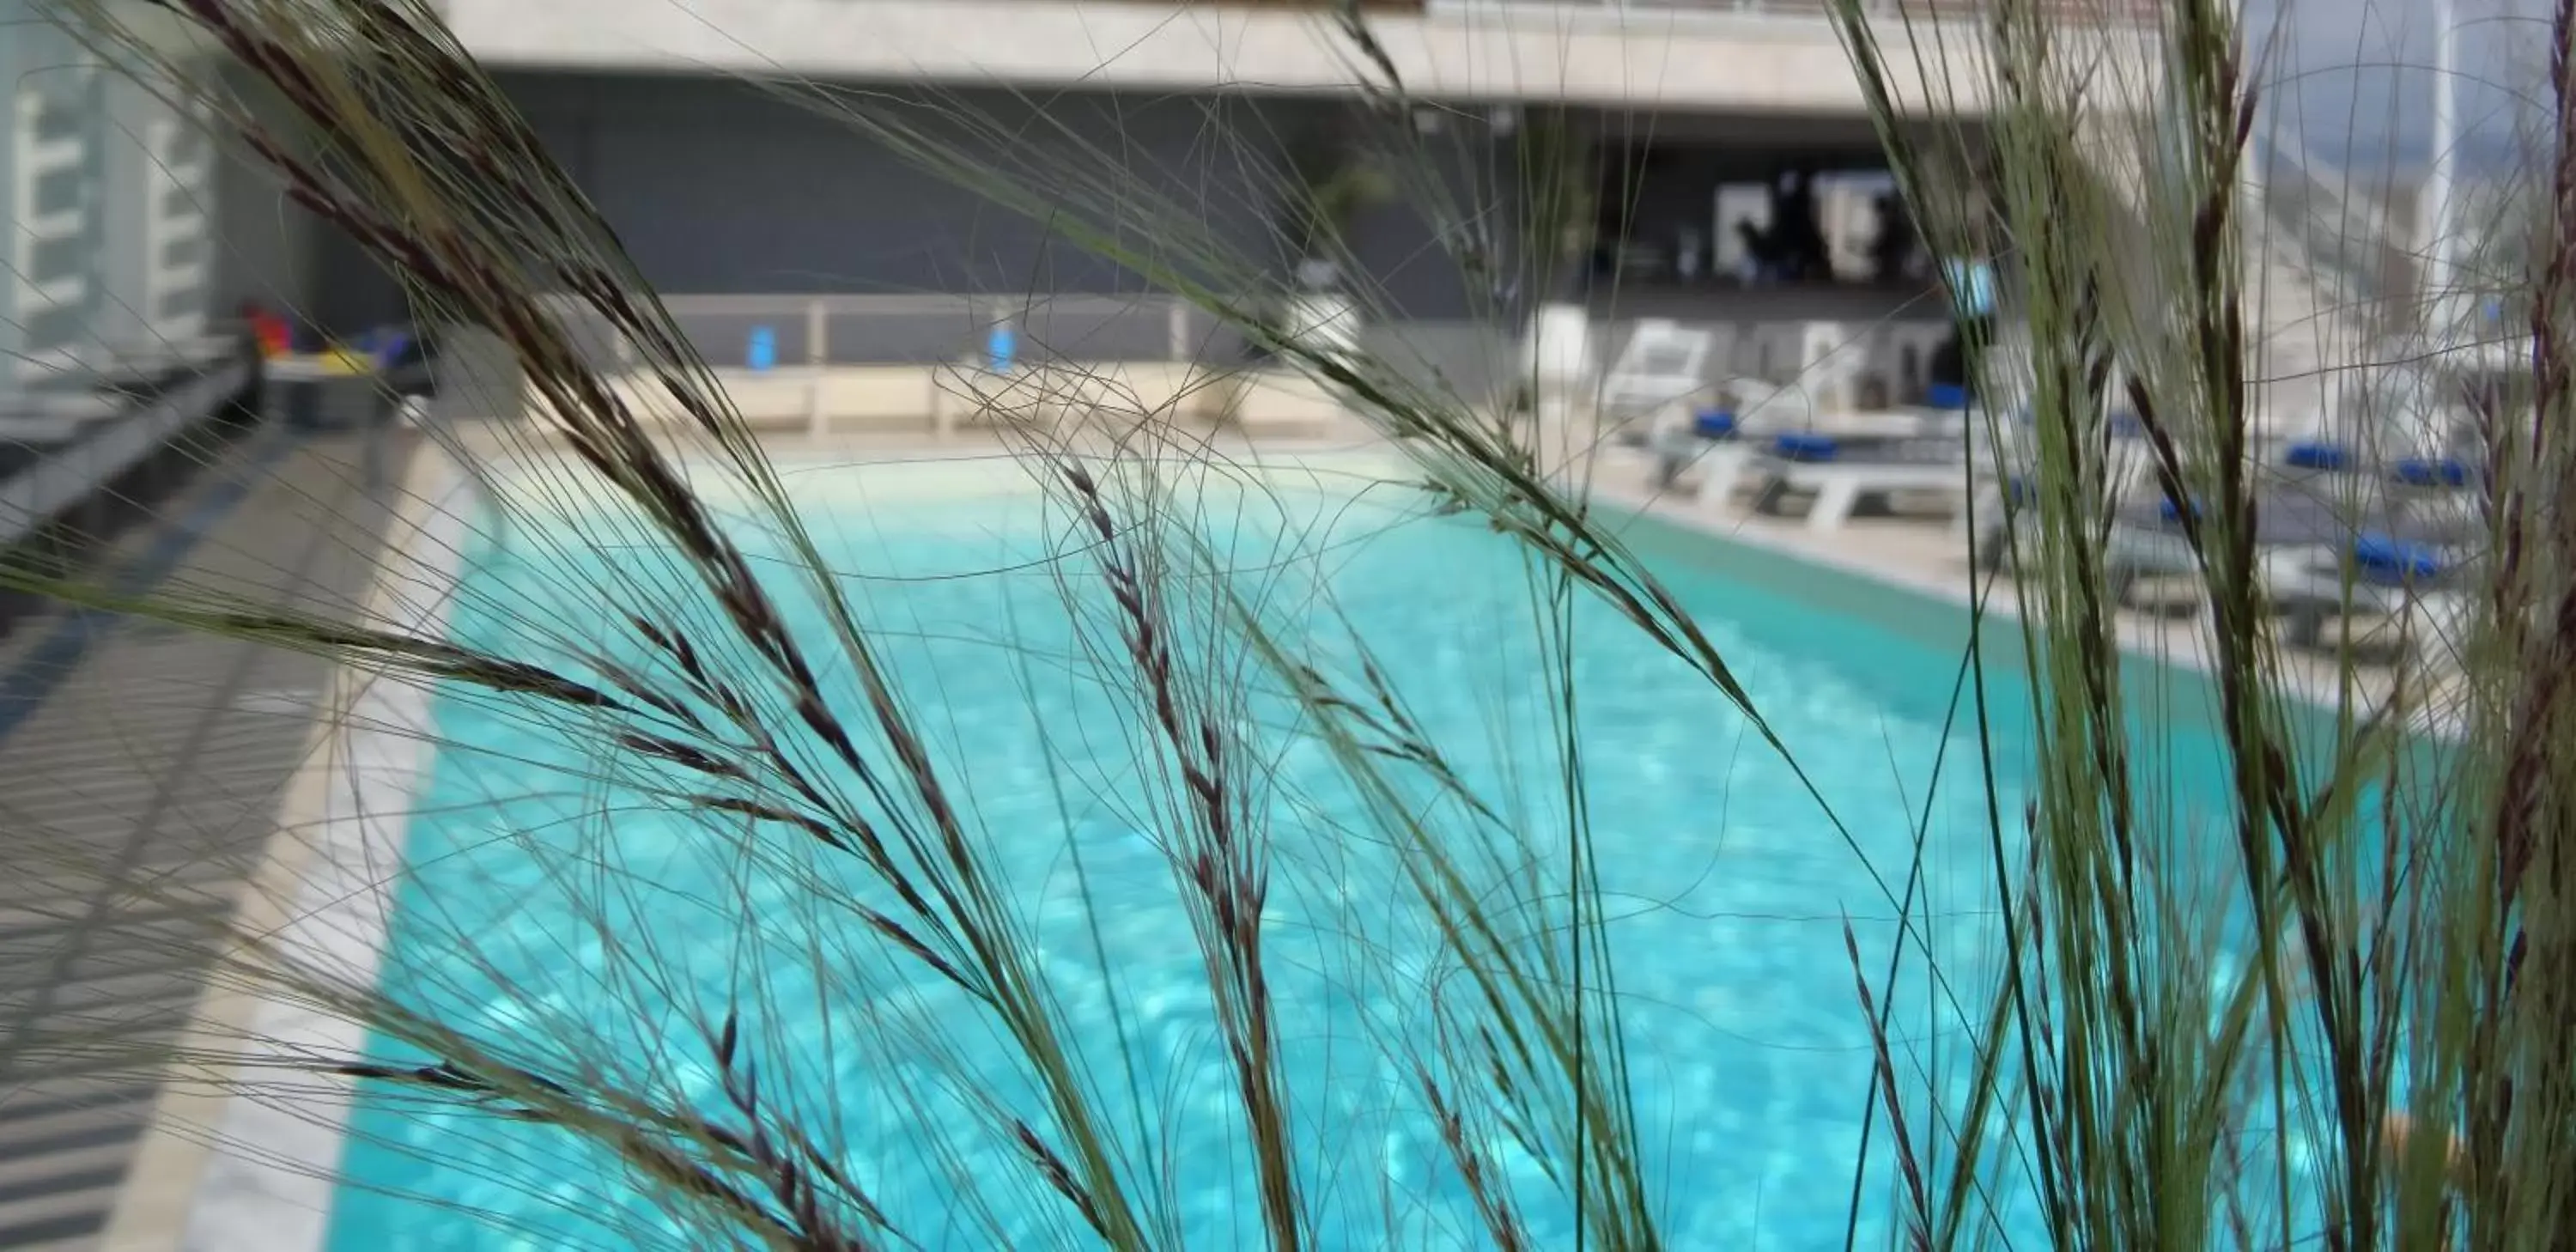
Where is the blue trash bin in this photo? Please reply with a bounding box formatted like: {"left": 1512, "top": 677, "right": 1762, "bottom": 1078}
{"left": 986, "top": 321, "right": 1018, "bottom": 374}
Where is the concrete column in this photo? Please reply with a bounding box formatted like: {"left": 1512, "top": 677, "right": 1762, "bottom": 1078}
{"left": 93, "top": 72, "right": 156, "bottom": 352}
{"left": 2419, "top": 0, "right": 2464, "bottom": 347}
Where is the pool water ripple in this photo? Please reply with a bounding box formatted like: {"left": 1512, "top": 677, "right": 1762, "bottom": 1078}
{"left": 323, "top": 483, "right": 2127, "bottom": 1251}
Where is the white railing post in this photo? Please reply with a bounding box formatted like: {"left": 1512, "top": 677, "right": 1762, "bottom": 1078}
{"left": 2420, "top": 0, "right": 2464, "bottom": 348}
{"left": 1167, "top": 298, "right": 1190, "bottom": 364}
{"left": 805, "top": 297, "right": 829, "bottom": 436}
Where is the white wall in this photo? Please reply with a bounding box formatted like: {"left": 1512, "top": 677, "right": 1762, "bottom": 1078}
{"left": 2, "top": 0, "right": 228, "bottom": 383}
{"left": 440, "top": 0, "right": 2153, "bottom": 115}
{"left": 3, "top": 8, "right": 102, "bottom": 383}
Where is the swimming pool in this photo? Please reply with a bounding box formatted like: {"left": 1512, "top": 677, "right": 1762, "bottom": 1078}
{"left": 319, "top": 456, "right": 2251, "bottom": 1250}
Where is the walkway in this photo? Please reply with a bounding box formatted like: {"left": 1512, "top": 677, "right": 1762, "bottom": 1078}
{"left": 0, "top": 425, "right": 409, "bottom": 1251}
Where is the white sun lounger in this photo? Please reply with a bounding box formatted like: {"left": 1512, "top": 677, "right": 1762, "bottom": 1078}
{"left": 2257, "top": 530, "right": 2488, "bottom": 672}
{"left": 2103, "top": 488, "right": 2483, "bottom": 605}
{"left": 1957, "top": 411, "right": 2163, "bottom": 567}
{"left": 1747, "top": 430, "right": 1969, "bottom": 532}
{"left": 2258, "top": 435, "right": 2490, "bottom": 507}
{"left": 1654, "top": 392, "right": 1969, "bottom": 512}
{"left": 1601, "top": 320, "right": 1716, "bottom": 442}
{"left": 2269, "top": 565, "right": 2474, "bottom": 671}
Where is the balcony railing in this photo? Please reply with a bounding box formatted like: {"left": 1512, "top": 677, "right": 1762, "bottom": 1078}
{"left": 1431, "top": 0, "right": 2162, "bottom": 21}
{"left": 1044, "top": 0, "right": 2160, "bottom": 21}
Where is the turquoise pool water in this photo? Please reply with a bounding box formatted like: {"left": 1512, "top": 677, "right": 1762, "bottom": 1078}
{"left": 324, "top": 468, "right": 2260, "bottom": 1250}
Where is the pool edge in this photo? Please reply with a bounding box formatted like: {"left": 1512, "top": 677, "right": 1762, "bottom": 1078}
{"left": 103, "top": 443, "right": 475, "bottom": 1252}
{"left": 116, "top": 441, "right": 2448, "bottom": 1252}
{"left": 1586, "top": 472, "right": 2461, "bottom": 744}
{"left": 104, "top": 438, "right": 1418, "bottom": 1252}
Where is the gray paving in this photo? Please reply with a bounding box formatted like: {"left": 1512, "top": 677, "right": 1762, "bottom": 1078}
{"left": 0, "top": 426, "right": 409, "bottom": 1250}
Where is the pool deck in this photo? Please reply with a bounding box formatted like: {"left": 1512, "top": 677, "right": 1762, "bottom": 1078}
{"left": 0, "top": 425, "right": 412, "bottom": 1252}
{"left": 0, "top": 415, "right": 2429, "bottom": 1252}
{"left": 1574, "top": 443, "right": 2427, "bottom": 723}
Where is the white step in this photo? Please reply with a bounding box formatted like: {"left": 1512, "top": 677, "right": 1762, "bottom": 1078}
{"left": 149, "top": 260, "right": 208, "bottom": 293}
{"left": 152, "top": 216, "right": 208, "bottom": 250}
{"left": 16, "top": 210, "right": 83, "bottom": 243}
{"left": 18, "top": 136, "right": 87, "bottom": 178}
{"left": 152, "top": 311, "right": 210, "bottom": 342}
{"left": 11, "top": 274, "right": 87, "bottom": 313}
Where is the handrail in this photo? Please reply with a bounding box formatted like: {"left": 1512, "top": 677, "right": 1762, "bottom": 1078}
{"left": 1426, "top": 0, "right": 2162, "bottom": 22}
{"left": 534, "top": 292, "right": 1217, "bottom": 368}
{"left": 0, "top": 361, "right": 249, "bottom": 550}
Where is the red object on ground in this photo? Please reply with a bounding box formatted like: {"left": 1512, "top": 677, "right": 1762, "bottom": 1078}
{"left": 239, "top": 302, "right": 293, "bottom": 358}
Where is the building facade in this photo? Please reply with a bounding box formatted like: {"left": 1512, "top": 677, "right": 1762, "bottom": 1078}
{"left": 9, "top": 1, "right": 2165, "bottom": 384}
{"left": 436, "top": 0, "right": 2070, "bottom": 320}
{"left": 2, "top": 3, "right": 223, "bottom": 388}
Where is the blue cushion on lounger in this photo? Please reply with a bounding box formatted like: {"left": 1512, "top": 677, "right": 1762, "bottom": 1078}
{"left": 2353, "top": 532, "right": 2449, "bottom": 585}
{"left": 1926, "top": 383, "right": 1970, "bottom": 411}
{"left": 1771, "top": 432, "right": 1840, "bottom": 462}
{"left": 2391, "top": 457, "right": 2471, "bottom": 488}
{"left": 2159, "top": 495, "right": 2202, "bottom": 523}
{"left": 1693, "top": 409, "right": 1739, "bottom": 438}
{"left": 370, "top": 331, "right": 414, "bottom": 371}
{"left": 2004, "top": 476, "right": 2038, "bottom": 507}
{"left": 2284, "top": 441, "right": 2351, "bottom": 471}
{"left": 2109, "top": 411, "right": 2146, "bottom": 437}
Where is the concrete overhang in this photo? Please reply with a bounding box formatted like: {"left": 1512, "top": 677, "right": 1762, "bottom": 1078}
{"left": 440, "top": 0, "right": 2160, "bottom": 117}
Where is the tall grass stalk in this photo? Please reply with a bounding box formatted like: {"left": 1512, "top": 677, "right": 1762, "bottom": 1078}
{"left": 17, "top": 0, "right": 2573, "bottom": 1249}
{"left": 1834, "top": 1, "right": 2576, "bottom": 1249}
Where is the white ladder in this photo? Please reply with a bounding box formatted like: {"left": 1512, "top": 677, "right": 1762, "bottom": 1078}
{"left": 141, "top": 100, "right": 215, "bottom": 343}
{"left": 9, "top": 69, "right": 98, "bottom": 384}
